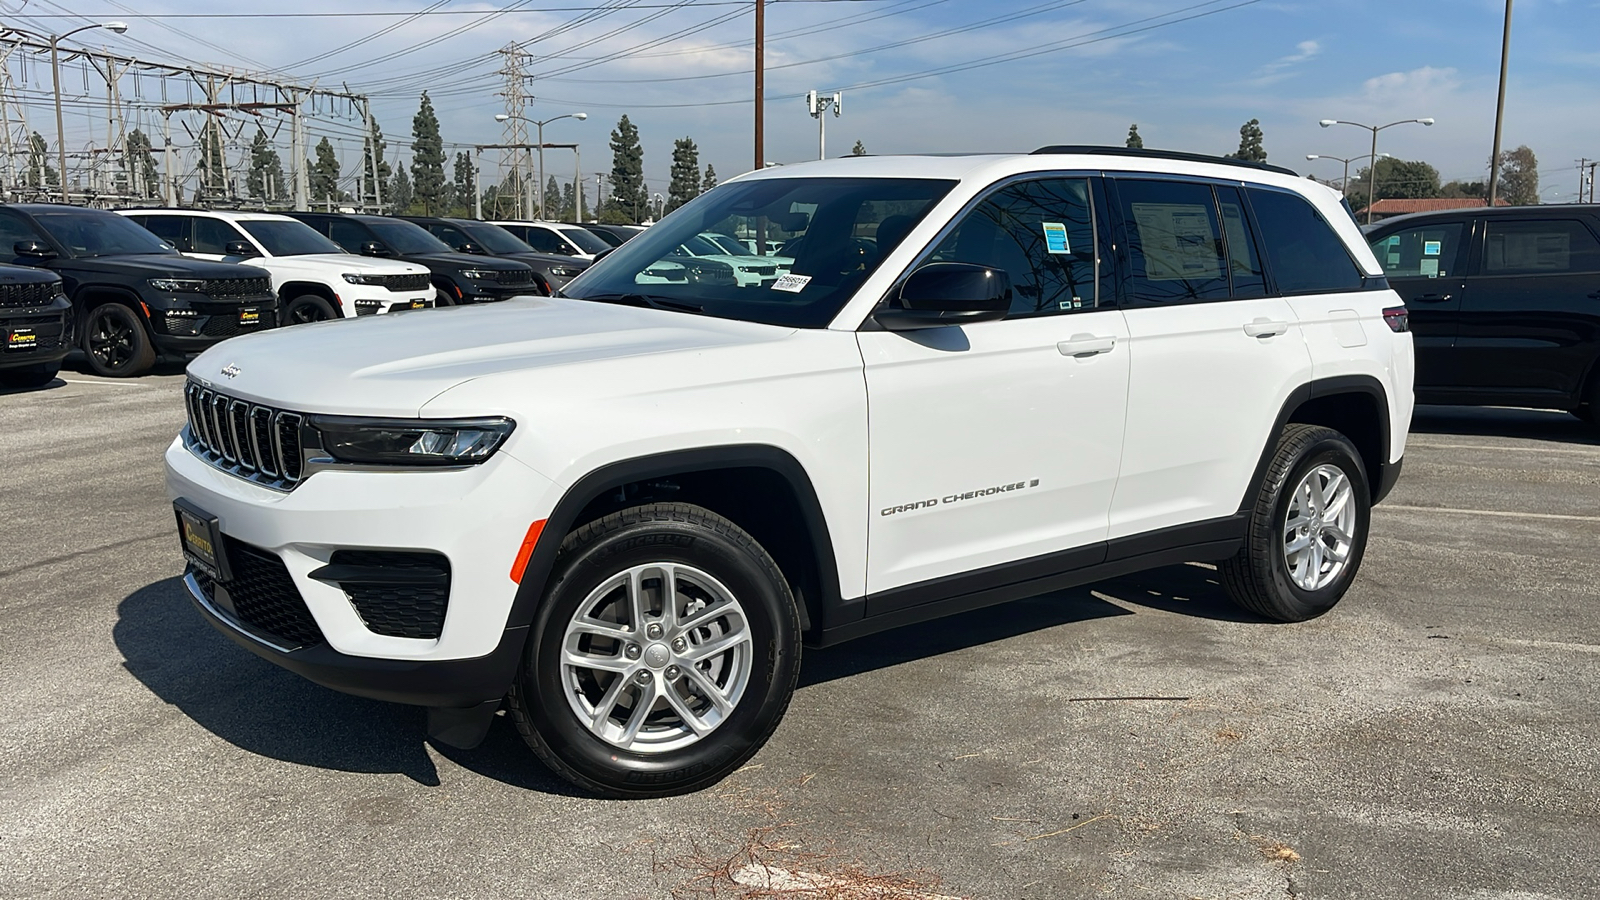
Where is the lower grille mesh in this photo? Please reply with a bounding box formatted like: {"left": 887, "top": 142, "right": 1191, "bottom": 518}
{"left": 197, "top": 541, "right": 325, "bottom": 648}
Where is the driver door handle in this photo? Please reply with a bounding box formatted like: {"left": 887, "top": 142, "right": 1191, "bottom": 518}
{"left": 1058, "top": 334, "right": 1116, "bottom": 357}
{"left": 1242, "top": 318, "right": 1289, "bottom": 338}
{"left": 1413, "top": 293, "right": 1454, "bottom": 303}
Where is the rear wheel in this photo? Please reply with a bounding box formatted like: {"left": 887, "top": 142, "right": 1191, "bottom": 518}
{"left": 81, "top": 302, "right": 155, "bottom": 378}
{"left": 508, "top": 502, "right": 801, "bottom": 798}
{"left": 0, "top": 361, "right": 60, "bottom": 389}
{"left": 1222, "top": 424, "right": 1371, "bottom": 622}
{"left": 283, "top": 294, "right": 339, "bottom": 325}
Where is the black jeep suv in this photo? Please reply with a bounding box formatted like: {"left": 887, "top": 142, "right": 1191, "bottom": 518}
{"left": 401, "top": 216, "right": 589, "bottom": 294}
{"left": 289, "top": 213, "right": 540, "bottom": 305}
{"left": 0, "top": 264, "right": 71, "bottom": 389}
{"left": 1365, "top": 205, "right": 1600, "bottom": 424}
{"left": 0, "top": 204, "right": 277, "bottom": 378}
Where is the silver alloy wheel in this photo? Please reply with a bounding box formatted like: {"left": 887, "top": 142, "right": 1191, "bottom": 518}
{"left": 1282, "top": 463, "right": 1357, "bottom": 592}
{"left": 560, "top": 562, "right": 753, "bottom": 754}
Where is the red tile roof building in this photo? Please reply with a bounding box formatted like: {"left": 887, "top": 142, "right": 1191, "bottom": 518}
{"left": 1354, "top": 197, "right": 1513, "bottom": 220}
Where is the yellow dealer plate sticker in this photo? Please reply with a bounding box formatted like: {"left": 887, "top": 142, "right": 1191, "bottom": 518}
{"left": 6, "top": 328, "right": 36, "bottom": 350}
{"left": 174, "top": 500, "right": 230, "bottom": 582}
{"left": 238, "top": 308, "right": 260, "bottom": 325}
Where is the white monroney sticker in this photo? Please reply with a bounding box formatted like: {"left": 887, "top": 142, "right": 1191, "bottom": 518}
{"left": 770, "top": 273, "right": 812, "bottom": 293}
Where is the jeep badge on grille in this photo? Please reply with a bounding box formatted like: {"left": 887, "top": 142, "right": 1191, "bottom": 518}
{"left": 221, "top": 364, "right": 241, "bottom": 379}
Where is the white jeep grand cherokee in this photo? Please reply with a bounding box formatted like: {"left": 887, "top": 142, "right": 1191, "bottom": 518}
{"left": 167, "top": 147, "right": 1414, "bottom": 798}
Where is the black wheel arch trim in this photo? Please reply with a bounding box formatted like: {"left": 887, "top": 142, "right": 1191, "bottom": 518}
{"left": 504, "top": 444, "right": 844, "bottom": 637}
{"left": 1240, "top": 374, "right": 1395, "bottom": 514}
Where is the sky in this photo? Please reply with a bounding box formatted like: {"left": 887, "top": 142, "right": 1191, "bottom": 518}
{"left": 5, "top": 0, "right": 1598, "bottom": 205}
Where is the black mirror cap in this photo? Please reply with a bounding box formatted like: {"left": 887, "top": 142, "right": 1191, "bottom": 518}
{"left": 592, "top": 247, "right": 614, "bottom": 262}
{"left": 14, "top": 239, "right": 55, "bottom": 259}
{"left": 224, "top": 240, "right": 258, "bottom": 257}
{"left": 876, "top": 262, "right": 1012, "bottom": 330}
{"left": 359, "top": 241, "right": 391, "bottom": 257}
{"left": 456, "top": 242, "right": 487, "bottom": 255}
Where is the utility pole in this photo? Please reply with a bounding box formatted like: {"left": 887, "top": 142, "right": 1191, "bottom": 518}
{"left": 474, "top": 149, "right": 483, "bottom": 219}
{"left": 595, "top": 171, "right": 605, "bottom": 218}
{"left": 363, "top": 97, "right": 382, "bottom": 213}
{"left": 1486, "top": 0, "right": 1513, "bottom": 206}
{"left": 291, "top": 91, "right": 309, "bottom": 211}
{"left": 806, "top": 90, "right": 841, "bottom": 160}
{"left": 161, "top": 111, "right": 175, "bottom": 206}
{"left": 754, "top": 0, "right": 764, "bottom": 171}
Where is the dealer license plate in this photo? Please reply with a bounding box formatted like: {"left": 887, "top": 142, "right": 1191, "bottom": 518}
{"left": 238, "top": 308, "right": 261, "bottom": 326}
{"left": 174, "top": 499, "right": 230, "bottom": 581}
{"left": 5, "top": 328, "right": 36, "bottom": 351}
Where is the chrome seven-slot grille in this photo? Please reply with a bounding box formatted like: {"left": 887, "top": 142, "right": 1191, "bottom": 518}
{"left": 184, "top": 380, "right": 304, "bottom": 489}
{"left": 0, "top": 281, "right": 62, "bottom": 308}
{"left": 382, "top": 273, "right": 430, "bottom": 292}
{"left": 203, "top": 276, "right": 273, "bottom": 298}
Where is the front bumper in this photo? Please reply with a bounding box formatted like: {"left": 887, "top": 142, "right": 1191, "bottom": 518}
{"left": 1, "top": 296, "right": 72, "bottom": 367}
{"left": 149, "top": 296, "right": 279, "bottom": 355}
{"left": 165, "top": 434, "right": 562, "bottom": 705}
{"left": 339, "top": 283, "right": 433, "bottom": 317}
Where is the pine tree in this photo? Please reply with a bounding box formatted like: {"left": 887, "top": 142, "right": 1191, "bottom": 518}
{"left": 124, "top": 129, "right": 158, "bottom": 199}
{"left": 607, "top": 114, "right": 648, "bottom": 224}
{"left": 452, "top": 152, "right": 476, "bottom": 216}
{"left": 26, "top": 132, "right": 57, "bottom": 190}
{"left": 1496, "top": 145, "right": 1539, "bottom": 205}
{"left": 247, "top": 129, "right": 285, "bottom": 201}
{"left": 410, "top": 92, "right": 447, "bottom": 214}
{"left": 562, "top": 181, "right": 577, "bottom": 220}
{"left": 545, "top": 175, "right": 561, "bottom": 218}
{"left": 309, "top": 137, "right": 342, "bottom": 206}
{"left": 666, "top": 136, "right": 700, "bottom": 214}
{"left": 364, "top": 114, "right": 392, "bottom": 206}
{"left": 1228, "top": 118, "right": 1267, "bottom": 162}
{"left": 1125, "top": 124, "right": 1144, "bottom": 149}
{"left": 701, "top": 163, "right": 717, "bottom": 193}
{"left": 389, "top": 161, "right": 414, "bottom": 214}
{"left": 851, "top": 140, "right": 866, "bottom": 156}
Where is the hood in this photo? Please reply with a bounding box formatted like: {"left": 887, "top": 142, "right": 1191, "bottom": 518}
{"left": 59, "top": 254, "right": 265, "bottom": 279}
{"left": 0, "top": 263, "right": 60, "bottom": 285}
{"left": 401, "top": 252, "right": 528, "bottom": 271}
{"left": 505, "top": 251, "right": 591, "bottom": 270}
{"left": 186, "top": 296, "right": 794, "bottom": 417}
{"left": 259, "top": 254, "right": 430, "bottom": 276}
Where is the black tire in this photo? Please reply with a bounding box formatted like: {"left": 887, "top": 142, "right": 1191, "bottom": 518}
{"left": 282, "top": 294, "right": 340, "bottom": 325}
{"left": 0, "top": 361, "right": 60, "bottom": 389}
{"left": 433, "top": 287, "right": 457, "bottom": 307}
{"left": 1221, "top": 424, "right": 1371, "bottom": 622}
{"left": 507, "top": 502, "right": 801, "bottom": 798}
{"left": 81, "top": 302, "right": 156, "bottom": 378}
{"left": 1576, "top": 376, "right": 1599, "bottom": 426}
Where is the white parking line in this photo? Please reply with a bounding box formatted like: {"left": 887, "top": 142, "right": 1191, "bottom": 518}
{"left": 1379, "top": 504, "right": 1600, "bottom": 523}
{"left": 1407, "top": 441, "right": 1600, "bottom": 456}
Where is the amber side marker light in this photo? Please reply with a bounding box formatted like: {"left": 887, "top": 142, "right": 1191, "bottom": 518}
{"left": 509, "top": 519, "right": 547, "bottom": 583}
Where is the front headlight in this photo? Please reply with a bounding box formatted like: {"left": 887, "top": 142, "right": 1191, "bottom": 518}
{"left": 549, "top": 266, "right": 583, "bottom": 278}
{"left": 342, "top": 273, "right": 387, "bottom": 285}
{"left": 459, "top": 268, "right": 499, "bottom": 281}
{"left": 148, "top": 277, "right": 207, "bottom": 292}
{"left": 309, "top": 416, "right": 515, "bottom": 466}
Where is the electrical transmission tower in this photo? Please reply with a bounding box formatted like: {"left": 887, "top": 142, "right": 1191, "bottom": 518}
{"left": 496, "top": 45, "right": 533, "bottom": 219}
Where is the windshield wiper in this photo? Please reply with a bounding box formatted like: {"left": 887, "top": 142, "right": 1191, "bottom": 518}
{"left": 577, "top": 293, "right": 704, "bottom": 314}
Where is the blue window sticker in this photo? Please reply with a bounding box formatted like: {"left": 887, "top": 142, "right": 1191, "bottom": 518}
{"left": 1423, "top": 240, "right": 1441, "bottom": 256}
{"left": 1042, "top": 222, "right": 1070, "bottom": 254}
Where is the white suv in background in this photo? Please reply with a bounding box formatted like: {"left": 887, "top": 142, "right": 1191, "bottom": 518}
{"left": 120, "top": 210, "right": 433, "bottom": 323}
{"left": 491, "top": 220, "right": 612, "bottom": 261}
{"left": 166, "top": 147, "right": 1413, "bottom": 800}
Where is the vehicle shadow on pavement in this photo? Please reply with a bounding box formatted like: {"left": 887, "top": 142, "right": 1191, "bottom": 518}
{"left": 1410, "top": 404, "right": 1600, "bottom": 445}
{"left": 116, "top": 576, "right": 449, "bottom": 787}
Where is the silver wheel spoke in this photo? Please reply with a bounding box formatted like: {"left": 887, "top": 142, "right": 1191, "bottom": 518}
{"left": 683, "top": 624, "right": 750, "bottom": 663}
{"left": 683, "top": 665, "right": 734, "bottom": 715}
{"left": 662, "top": 683, "right": 715, "bottom": 736}
{"left": 570, "top": 617, "right": 633, "bottom": 642}
{"left": 657, "top": 565, "right": 679, "bottom": 631}
{"left": 1325, "top": 539, "right": 1350, "bottom": 563}
{"left": 564, "top": 647, "right": 631, "bottom": 674}
{"left": 588, "top": 675, "right": 631, "bottom": 735}
{"left": 1284, "top": 532, "right": 1314, "bottom": 555}
{"left": 617, "top": 681, "right": 657, "bottom": 746}
{"left": 626, "top": 568, "right": 649, "bottom": 633}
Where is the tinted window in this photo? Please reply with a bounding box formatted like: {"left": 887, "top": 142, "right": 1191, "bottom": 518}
{"left": 366, "top": 220, "right": 453, "bottom": 255}
{"left": 426, "top": 223, "right": 472, "bottom": 249}
{"left": 1483, "top": 220, "right": 1600, "bottom": 275}
{"left": 0, "top": 212, "right": 43, "bottom": 251}
{"left": 1116, "top": 179, "right": 1229, "bottom": 304}
{"left": 139, "top": 215, "right": 190, "bottom": 251}
{"left": 1370, "top": 222, "right": 1464, "bottom": 279}
{"left": 459, "top": 222, "right": 533, "bottom": 255}
{"left": 928, "top": 177, "right": 1097, "bottom": 317}
{"left": 326, "top": 220, "right": 373, "bottom": 252}
{"left": 1216, "top": 186, "right": 1267, "bottom": 299}
{"left": 240, "top": 220, "right": 345, "bottom": 256}
{"left": 1247, "top": 188, "right": 1364, "bottom": 294}
{"left": 521, "top": 226, "right": 569, "bottom": 254}
{"left": 193, "top": 217, "right": 247, "bottom": 254}
{"left": 32, "top": 210, "right": 176, "bottom": 257}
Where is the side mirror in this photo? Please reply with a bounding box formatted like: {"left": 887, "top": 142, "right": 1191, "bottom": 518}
{"left": 224, "top": 240, "right": 258, "bottom": 257}
{"left": 456, "top": 242, "right": 486, "bottom": 255}
{"left": 14, "top": 239, "right": 55, "bottom": 259}
{"left": 592, "top": 247, "right": 613, "bottom": 262}
{"left": 359, "top": 241, "right": 391, "bottom": 258}
{"left": 874, "top": 262, "right": 1012, "bottom": 331}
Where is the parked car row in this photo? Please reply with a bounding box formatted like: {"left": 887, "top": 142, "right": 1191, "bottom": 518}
{"left": 0, "top": 204, "right": 648, "bottom": 384}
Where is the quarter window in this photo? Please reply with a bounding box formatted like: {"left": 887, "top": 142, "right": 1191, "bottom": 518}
{"left": 1115, "top": 179, "right": 1230, "bottom": 304}
{"left": 1370, "top": 222, "right": 1463, "bottom": 279}
{"left": 192, "top": 217, "right": 247, "bottom": 254}
{"left": 140, "top": 215, "right": 191, "bottom": 252}
{"left": 1483, "top": 220, "right": 1600, "bottom": 275}
{"left": 1246, "top": 188, "right": 1364, "bottom": 294}
{"left": 928, "top": 177, "right": 1097, "bottom": 317}
{"left": 1216, "top": 186, "right": 1267, "bottom": 299}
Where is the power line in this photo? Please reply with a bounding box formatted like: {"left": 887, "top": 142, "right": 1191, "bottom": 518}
{"left": 7, "top": 0, "right": 897, "bottom": 17}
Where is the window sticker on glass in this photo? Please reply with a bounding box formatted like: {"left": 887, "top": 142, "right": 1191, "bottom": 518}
{"left": 1041, "top": 222, "right": 1070, "bottom": 254}
{"left": 1420, "top": 259, "right": 1439, "bottom": 277}
{"left": 770, "top": 273, "right": 811, "bottom": 293}
{"left": 1130, "top": 202, "right": 1221, "bottom": 280}
{"left": 1423, "top": 240, "right": 1441, "bottom": 256}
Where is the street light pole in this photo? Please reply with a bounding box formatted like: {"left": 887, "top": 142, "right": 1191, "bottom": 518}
{"left": 1487, "top": 0, "right": 1513, "bottom": 206}
{"left": 40, "top": 22, "right": 127, "bottom": 203}
{"left": 496, "top": 111, "right": 586, "bottom": 220}
{"left": 1306, "top": 153, "right": 1393, "bottom": 198}
{"left": 1320, "top": 117, "right": 1434, "bottom": 224}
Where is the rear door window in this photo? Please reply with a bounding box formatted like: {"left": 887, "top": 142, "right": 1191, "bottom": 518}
{"left": 522, "top": 226, "right": 570, "bottom": 254}
{"left": 1114, "top": 179, "right": 1230, "bottom": 304}
{"left": 192, "top": 217, "right": 248, "bottom": 254}
{"left": 1482, "top": 220, "right": 1600, "bottom": 275}
{"left": 1370, "top": 222, "right": 1465, "bottom": 279}
{"left": 327, "top": 220, "right": 373, "bottom": 253}
{"left": 140, "top": 215, "right": 192, "bottom": 252}
{"left": 1246, "top": 188, "right": 1364, "bottom": 294}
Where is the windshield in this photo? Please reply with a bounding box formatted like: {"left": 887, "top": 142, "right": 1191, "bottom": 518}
{"left": 34, "top": 210, "right": 177, "bottom": 257}
{"left": 564, "top": 176, "right": 956, "bottom": 328}
{"left": 241, "top": 219, "right": 345, "bottom": 256}
{"left": 461, "top": 222, "right": 535, "bottom": 255}
{"left": 559, "top": 226, "right": 611, "bottom": 255}
{"left": 367, "top": 220, "right": 454, "bottom": 255}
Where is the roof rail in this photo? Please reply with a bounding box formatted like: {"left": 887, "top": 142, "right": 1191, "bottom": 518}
{"left": 1030, "top": 145, "right": 1300, "bottom": 178}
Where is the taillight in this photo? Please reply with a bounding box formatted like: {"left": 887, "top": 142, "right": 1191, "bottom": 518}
{"left": 1382, "top": 306, "right": 1409, "bottom": 333}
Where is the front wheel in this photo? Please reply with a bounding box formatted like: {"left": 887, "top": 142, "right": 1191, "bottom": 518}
{"left": 508, "top": 502, "right": 801, "bottom": 798}
{"left": 283, "top": 294, "right": 340, "bottom": 325}
{"left": 1221, "top": 424, "right": 1371, "bottom": 622}
{"left": 81, "top": 303, "right": 156, "bottom": 378}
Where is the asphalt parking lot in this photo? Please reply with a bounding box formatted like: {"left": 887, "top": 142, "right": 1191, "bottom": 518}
{"left": 3, "top": 365, "right": 1597, "bottom": 900}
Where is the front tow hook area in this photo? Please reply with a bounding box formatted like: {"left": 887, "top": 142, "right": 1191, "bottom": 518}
{"left": 426, "top": 699, "right": 503, "bottom": 749}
